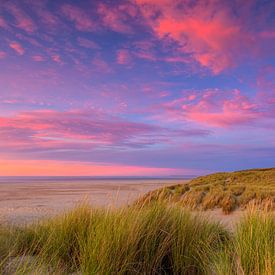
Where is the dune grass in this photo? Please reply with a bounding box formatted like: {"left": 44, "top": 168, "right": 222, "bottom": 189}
{"left": 0, "top": 202, "right": 274, "bottom": 274}
{"left": 234, "top": 208, "right": 275, "bottom": 274}
{"left": 0, "top": 202, "right": 229, "bottom": 274}
{"left": 214, "top": 207, "right": 275, "bottom": 275}
{"left": 137, "top": 168, "right": 275, "bottom": 214}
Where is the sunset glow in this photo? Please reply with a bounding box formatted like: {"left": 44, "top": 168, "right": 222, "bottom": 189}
{"left": 0, "top": 0, "right": 274, "bottom": 176}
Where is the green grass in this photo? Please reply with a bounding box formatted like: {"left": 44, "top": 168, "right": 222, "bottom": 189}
{"left": 234, "top": 208, "right": 275, "bottom": 274}
{"left": 137, "top": 168, "right": 275, "bottom": 214}
{"left": 214, "top": 207, "right": 275, "bottom": 275}
{"left": 0, "top": 202, "right": 274, "bottom": 274}
{"left": 0, "top": 203, "right": 229, "bottom": 274}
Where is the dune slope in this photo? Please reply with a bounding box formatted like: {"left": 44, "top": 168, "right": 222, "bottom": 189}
{"left": 137, "top": 168, "right": 275, "bottom": 214}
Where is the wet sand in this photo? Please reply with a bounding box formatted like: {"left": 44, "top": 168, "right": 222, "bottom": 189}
{"left": 0, "top": 178, "right": 185, "bottom": 224}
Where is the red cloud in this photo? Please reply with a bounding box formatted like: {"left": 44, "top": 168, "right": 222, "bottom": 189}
{"left": 9, "top": 42, "right": 25, "bottom": 55}
{"left": 61, "top": 4, "right": 95, "bottom": 31}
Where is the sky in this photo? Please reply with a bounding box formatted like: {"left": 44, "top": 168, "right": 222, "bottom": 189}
{"left": 0, "top": 0, "right": 274, "bottom": 176}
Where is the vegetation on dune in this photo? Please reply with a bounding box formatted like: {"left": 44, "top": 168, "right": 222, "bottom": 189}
{"left": 137, "top": 168, "right": 275, "bottom": 214}
{"left": 0, "top": 202, "right": 274, "bottom": 274}
{"left": 214, "top": 208, "right": 275, "bottom": 275}
{"left": 0, "top": 203, "right": 228, "bottom": 274}
{"left": 234, "top": 209, "right": 275, "bottom": 275}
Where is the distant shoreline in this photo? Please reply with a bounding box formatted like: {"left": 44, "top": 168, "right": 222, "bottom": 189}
{"left": 0, "top": 175, "right": 195, "bottom": 179}
{"left": 0, "top": 178, "right": 186, "bottom": 224}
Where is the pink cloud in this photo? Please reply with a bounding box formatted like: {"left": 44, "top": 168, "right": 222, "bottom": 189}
{"left": 256, "top": 65, "right": 275, "bottom": 114}
{"left": 15, "top": 33, "right": 42, "bottom": 48}
{"left": 92, "top": 56, "right": 112, "bottom": 73}
{"left": 161, "top": 56, "right": 190, "bottom": 63}
{"left": 97, "top": 3, "right": 135, "bottom": 33}
{"left": 132, "top": 39, "right": 190, "bottom": 63}
{"left": 0, "top": 109, "right": 157, "bottom": 149}
{"left": 260, "top": 31, "right": 275, "bottom": 39}
{"left": 133, "top": 40, "right": 157, "bottom": 61}
{"left": 32, "top": 55, "right": 45, "bottom": 62}
{"left": 5, "top": 3, "right": 36, "bottom": 33}
{"left": 161, "top": 89, "right": 266, "bottom": 128}
{"left": 9, "top": 42, "right": 25, "bottom": 55}
{"left": 0, "top": 16, "right": 7, "bottom": 28}
{"left": 61, "top": 4, "right": 95, "bottom": 32}
{"left": 135, "top": 51, "right": 156, "bottom": 61}
{"left": 51, "top": 54, "right": 62, "bottom": 64}
{"left": 135, "top": 0, "right": 273, "bottom": 74}
{"left": 77, "top": 37, "right": 100, "bottom": 49}
{"left": 0, "top": 109, "right": 207, "bottom": 155}
{"left": 117, "top": 49, "right": 131, "bottom": 65}
{"left": 29, "top": 1, "right": 59, "bottom": 27}
{"left": 0, "top": 51, "right": 6, "bottom": 59}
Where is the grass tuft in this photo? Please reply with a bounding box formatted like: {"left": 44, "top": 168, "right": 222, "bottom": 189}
{"left": 1, "top": 202, "right": 228, "bottom": 274}
{"left": 137, "top": 168, "right": 275, "bottom": 214}
{"left": 213, "top": 206, "right": 275, "bottom": 275}
{"left": 0, "top": 201, "right": 274, "bottom": 274}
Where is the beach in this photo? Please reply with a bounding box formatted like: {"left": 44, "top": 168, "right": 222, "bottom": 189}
{"left": 0, "top": 177, "right": 185, "bottom": 224}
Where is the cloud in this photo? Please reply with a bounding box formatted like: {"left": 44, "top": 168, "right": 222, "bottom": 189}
{"left": 5, "top": 2, "right": 36, "bottom": 33}
{"left": 92, "top": 55, "right": 112, "bottom": 73}
{"left": 185, "top": 90, "right": 258, "bottom": 127}
{"left": 9, "top": 42, "right": 25, "bottom": 55}
{"left": 116, "top": 49, "right": 132, "bottom": 65}
{"left": 51, "top": 54, "right": 62, "bottom": 64}
{"left": 160, "top": 89, "right": 270, "bottom": 128}
{"left": 32, "top": 55, "right": 45, "bottom": 62}
{"left": 0, "top": 109, "right": 208, "bottom": 157}
{"left": 0, "top": 51, "right": 6, "bottom": 59}
{"left": 0, "top": 16, "right": 7, "bottom": 28}
{"left": 255, "top": 65, "right": 275, "bottom": 119}
{"left": 135, "top": 0, "right": 275, "bottom": 74}
{"left": 61, "top": 4, "right": 95, "bottom": 32}
{"left": 97, "top": 3, "right": 134, "bottom": 33}
{"left": 29, "top": 1, "right": 60, "bottom": 28}
{"left": 77, "top": 37, "right": 100, "bottom": 49}
{"left": 0, "top": 109, "right": 157, "bottom": 151}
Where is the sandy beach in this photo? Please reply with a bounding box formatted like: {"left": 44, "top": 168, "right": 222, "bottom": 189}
{"left": 0, "top": 178, "right": 185, "bottom": 224}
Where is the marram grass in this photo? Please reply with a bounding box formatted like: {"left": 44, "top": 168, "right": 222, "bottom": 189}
{"left": 214, "top": 206, "right": 275, "bottom": 275}
{"left": 137, "top": 168, "right": 275, "bottom": 214}
{"left": 234, "top": 208, "right": 275, "bottom": 275}
{"left": 0, "top": 202, "right": 274, "bottom": 274}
